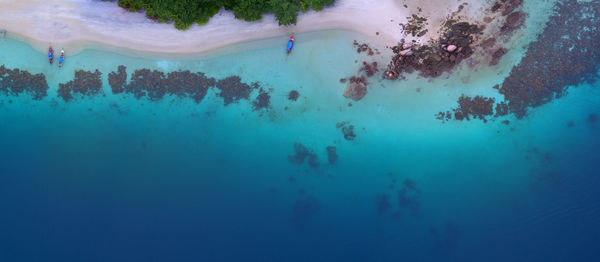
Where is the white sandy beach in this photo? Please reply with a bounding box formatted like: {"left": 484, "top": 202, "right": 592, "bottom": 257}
{"left": 0, "top": 0, "right": 488, "bottom": 54}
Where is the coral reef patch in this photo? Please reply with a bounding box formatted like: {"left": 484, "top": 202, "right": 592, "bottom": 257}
{"left": 58, "top": 70, "right": 102, "bottom": 102}
{"left": 216, "top": 76, "right": 258, "bottom": 105}
{"left": 497, "top": 0, "right": 599, "bottom": 118}
{"left": 0, "top": 65, "right": 48, "bottom": 100}
{"left": 108, "top": 65, "right": 127, "bottom": 94}
{"left": 288, "top": 142, "right": 320, "bottom": 168}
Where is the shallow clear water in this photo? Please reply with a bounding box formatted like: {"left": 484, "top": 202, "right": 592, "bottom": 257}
{"left": 1, "top": 14, "right": 600, "bottom": 262}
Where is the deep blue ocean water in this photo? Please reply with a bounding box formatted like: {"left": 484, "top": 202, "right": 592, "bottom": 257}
{"left": 1, "top": 14, "right": 600, "bottom": 262}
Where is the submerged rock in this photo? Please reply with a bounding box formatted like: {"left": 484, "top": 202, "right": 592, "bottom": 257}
{"left": 326, "top": 146, "right": 338, "bottom": 164}
{"left": 252, "top": 88, "right": 271, "bottom": 111}
{"left": 108, "top": 65, "right": 127, "bottom": 94}
{"left": 359, "top": 62, "right": 379, "bottom": 77}
{"left": 342, "top": 125, "right": 357, "bottom": 141}
{"left": 216, "top": 76, "right": 257, "bottom": 105}
{"left": 288, "top": 90, "right": 300, "bottom": 101}
{"left": 58, "top": 69, "right": 103, "bottom": 102}
{"left": 343, "top": 76, "right": 368, "bottom": 101}
{"left": 385, "top": 20, "right": 481, "bottom": 78}
{"left": 452, "top": 95, "right": 495, "bottom": 122}
{"left": 288, "top": 142, "right": 320, "bottom": 168}
{"left": 399, "top": 49, "right": 413, "bottom": 56}
{"left": 497, "top": 0, "right": 600, "bottom": 118}
{"left": 489, "top": 47, "right": 508, "bottom": 66}
{"left": 500, "top": 11, "right": 526, "bottom": 35}
{"left": 0, "top": 65, "right": 48, "bottom": 100}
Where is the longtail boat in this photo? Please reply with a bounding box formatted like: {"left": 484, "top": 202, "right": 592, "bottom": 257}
{"left": 286, "top": 33, "right": 294, "bottom": 55}
{"left": 59, "top": 49, "right": 64, "bottom": 67}
{"left": 48, "top": 45, "right": 53, "bottom": 64}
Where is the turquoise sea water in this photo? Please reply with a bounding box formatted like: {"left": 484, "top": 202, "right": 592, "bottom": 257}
{"left": 1, "top": 10, "right": 600, "bottom": 262}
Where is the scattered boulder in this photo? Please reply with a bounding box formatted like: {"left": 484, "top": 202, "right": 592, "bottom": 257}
{"left": 108, "top": 65, "right": 127, "bottom": 94}
{"left": 500, "top": 11, "right": 526, "bottom": 35}
{"left": 399, "top": 49, "right": 413, "bottom": 56}
{"left": 383, "top": 70, "right": 399, "bottom": 80}
{"left": 0, "top": 65, "right": 48, "bottom": 100}
{"left": 385, "top": 20, "right": 481, "bottom": 78}
{"left": 359, "top": 62, "right": 379, "bottom": 77}
{"left": 343, "top": 76, "right": 368, "bottom": 101}
{"left": 497, "top": 0, "right": 600, "bottom": 118}
{"left": 342, "top": 125, "right": 357, "bottom": 141}
{"left": 288, "top": 90, "right": 300, "bottom": 101}
{"left": 252, "top": 88, "right": 271, "bottom": 111}
{"left": 216, "top": 76, "right": 258, "bottom": 105}
{"left": 326, "top": 146, "right": 338, "bottom": 164}
{"left": 57, "top": 69, "right": 103, "bottom": 102}
{"left": 501, "top": 0, "right": 524, "bottom": 16}
{"left": 489, "top": 47, "right": 508, "bottom": 66}
{"left": 288, "top": 142, "right": 319, "bottom": 168}
{"left": 452, "top": 95, "right": 495, "bottom": 122}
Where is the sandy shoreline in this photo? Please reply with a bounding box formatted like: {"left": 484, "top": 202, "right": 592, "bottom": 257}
{"left": 0, "top": 0, "right": 486, "bottom": 55}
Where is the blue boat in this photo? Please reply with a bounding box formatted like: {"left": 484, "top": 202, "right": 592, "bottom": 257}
{"left": 48, "top": 45, "right": 53, "bottom": 64}
{"left": 286, "top": 33, "right": 294, "bottom": 55}
{"left": 59, "top": 49, "right": 64, "bottom": 67}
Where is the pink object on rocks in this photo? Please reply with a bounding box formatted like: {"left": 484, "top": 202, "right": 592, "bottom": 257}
{"left": 447, "top": 45, "right": 457, "bottom": 52}
{"left": 399, "top": 49, "right": 413, "bottom": 56}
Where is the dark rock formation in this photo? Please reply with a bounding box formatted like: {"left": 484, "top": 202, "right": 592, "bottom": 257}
{"left": 398, "top": 178, "right": 421, "bottom": 215}
{"left": 288, "top": 90, "right": 300, "bottom": 101}
{"left": 0, "top": 65, "right": 48, "bottom": 100}
{"left": 435, "top": 110, "right": 453, "bottom": 122}
{"left": 165, "top": 71, "right": 215, "bottom": 102}
{"left": 399, "top": 13, "right": 429, "bottom": 37}
{"left": 216, "top": 76, "right": 257, "bottom": 105}
{"left": 342, "top": 125, "right": 356, "bottom": 140}
{"left": 500, "top": 11, "right": 526, "bottom": 35}
{"left": 452, "top": 95, "right": 495, "bottom": 122}
{"left": 252, "top": 88, "right": 271, "bottom": 111}
{"left": 501, "top": 0, "right": 523, "bottom": 16}
{"left": 108, "top": 65, "right": 127, "bottom": 94}
{"left": 498, "top": 0, "right": 600, "bottom": 118}
{"left": 495, "top": 102, "right": 509, "bottom": 117}
{"left": 353, "top": 40, "right": 378, "bottom": 55}
{"left": 480, "top": 37, "right": 496, "bottom": 49}
{"left": 359, "top": 61, "right": 379, "bottom": 77}
{"left": 126, "top": 69, "right": 165, "bottom": 99}
{"left": 288, "top": 142, "right": 319, "bottom": 168}
{"left": 489, "top": 47, "right": 508, "bottom": 66}
{"left": 343, "top": 76, "right": 367, "bottom": 101}
{"left": 326, "top": 146, "right": 338, "bottom": 164}
{"left": 336, "top": 121, "right": 357, "bottom": 140}
{"left": 386, "top": 20, "right": 482, "bottom": 78}
{"left": 58, "top": 70, "right": 102, "bottom": 102}
{"left": 119, "top": 69, "right": 217, "bottom": 103}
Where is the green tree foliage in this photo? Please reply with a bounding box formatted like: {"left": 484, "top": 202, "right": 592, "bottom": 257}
{"left": 269, "top": 0, "right": 299, "bottom": 26}
{"left": 105, "top": 0, "right": 336, "bottom": 30}
{"left": 232, "top": 0, "right": 268, "bottom": 22}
